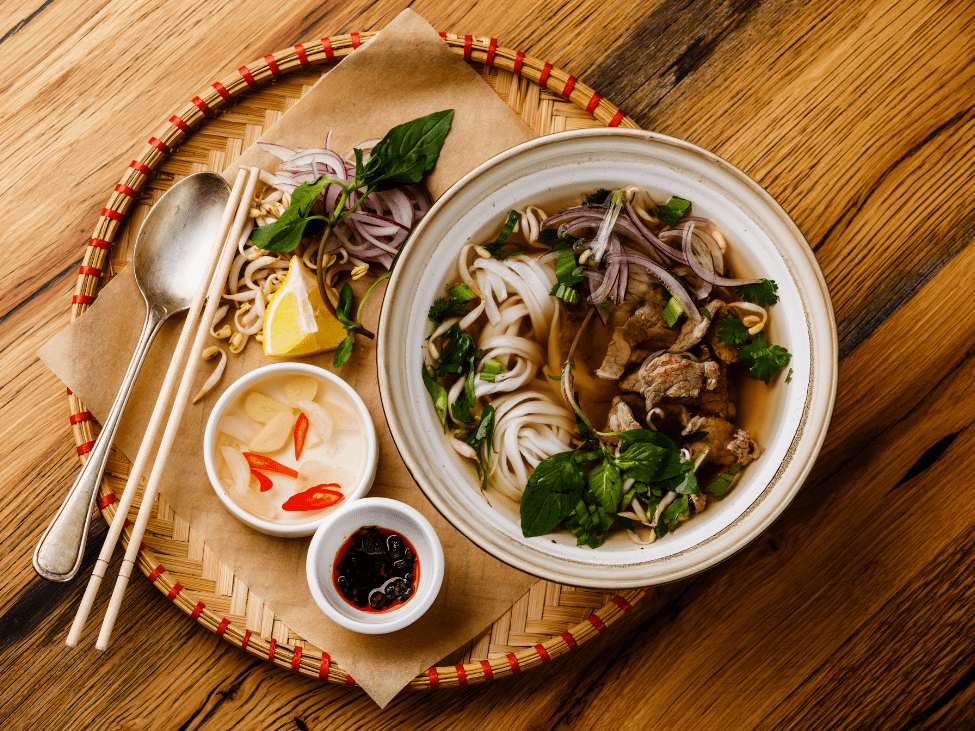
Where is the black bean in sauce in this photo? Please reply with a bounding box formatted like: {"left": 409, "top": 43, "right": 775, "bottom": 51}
{"left": 332, "top": 526, "right": 420, "bottom": 613}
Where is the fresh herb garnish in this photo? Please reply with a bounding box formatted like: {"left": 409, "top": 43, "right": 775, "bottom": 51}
{"left": 786, "top": 368, "right": 793, "bottom": 383}
{"left": 736, "top": 278, "right": 779, "bottom": 307}
{"left": 479, "top": 359, "right": 506, "bottom": 383}
{"left": 434, "top": 323, "right": 476, "bottom": 377}
{"left": 252, "top": 110, "right": 455, "bottom": 365}
{"left": 481, "top": 211, "right": 527, "bottom": 257}
{"left": 655, "top": 494, "right": 689, "bottom": 537}
{"left": 661, "top": 296, "right": 684, "bottom": 327}
{"left": 447, "top": 283, "right": 477, "bottom": 302}
{"left": 466, "top": 405, "right": 496, "bottom": 490}
{"left": 739, "top": 331, "right": 792, "bottom": 384}
{"left": 428, "top": 295, "right": 470, "bottom": 324}
{"left": 520, "top": 452, "right": 586, "bottom": 537}
{"left": 549, "top": 237, "right": 585, "bottom": 305}
{"left": 716, "top": 313, "right": 750, "bottom": 345}
{"left": 704, "top": 464, "right": 740, "bottom": 498}
{"left": 360, "top": 109, "right": 455, "bottom": 191}
{"left": 585, "top": 188, "right": 612, "bottom": 206}
{"left": 657, "top": 196, "right": 691, "bottom": 226}
{"left": 422, "top": 365, "right": 448, "bottom": 430}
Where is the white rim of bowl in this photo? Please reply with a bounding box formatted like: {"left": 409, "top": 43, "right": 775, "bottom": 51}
{"left": 378, "top": 128, "right": 838, "bottom": 588}
{"left": 203, "top": 362, "right": 378, "bottom": 537}
{"left": 305, "top": 497, "right": 445, "bottom": 634}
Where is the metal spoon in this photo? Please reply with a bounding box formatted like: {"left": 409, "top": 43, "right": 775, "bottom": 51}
{"left": 33, "top": 172, "right": 231, "bottom": 582}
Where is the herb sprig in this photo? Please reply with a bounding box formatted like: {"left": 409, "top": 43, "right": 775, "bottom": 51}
{"left": 251, "top": 110, "right": 455, "bottom": 367}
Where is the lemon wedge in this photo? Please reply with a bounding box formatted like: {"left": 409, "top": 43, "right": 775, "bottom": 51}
{"left": 263, "top": 256, "right": 347, "bottom": 357}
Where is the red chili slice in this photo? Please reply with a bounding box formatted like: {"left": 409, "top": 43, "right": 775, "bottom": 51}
{"left": 294, "top": 412, "right": 309, "bottom": 461}
{"left": 282, "top": 484, "right": 344, "bottom": 512}
{"left": 251, "top": 469, "right": 273, "bottom": 492}
{"left": 243, "top": 452, "right": 299, "bottom": 478}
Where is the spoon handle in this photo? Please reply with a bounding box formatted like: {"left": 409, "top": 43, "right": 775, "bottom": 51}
{"left": 33, "top": 303, "right": 167, "bottom": 582}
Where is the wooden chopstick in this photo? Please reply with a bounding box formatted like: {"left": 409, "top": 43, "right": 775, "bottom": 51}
{"left": 65, "top": 167, "right": 259, "bottom": 650}
{"left": 94, "top": 166, "right": 261, "bottom": 650}
{"left": 67, "top": 167, "right": 252, "bottom": 648}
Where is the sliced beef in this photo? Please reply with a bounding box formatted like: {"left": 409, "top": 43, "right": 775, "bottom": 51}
{"left": 682, "top": 416, "right": 737, "bottom": 467}
{"left": 693, "top": 371, "right": 736, "bottom": 419}
{"left": 635, "top": 353, "right": 720, "bottom": 412}
{"left": 682, "top": 416, "right": 760, "bottom": 468}
{"left": 671, "top": 301, "right": 725, "bottom": 354}
{"left": 728, "top": 429, "right": 762, "bottom": 466}
{"left": 596, "top": 298, "right": 677, "bottom": 380}
{"left": 603, "top": 397, "right": 643, "bottom": 444}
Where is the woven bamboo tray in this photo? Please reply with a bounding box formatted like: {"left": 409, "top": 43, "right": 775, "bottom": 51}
{"left": 65, "top": 32, "right": 647, "bottom": 690}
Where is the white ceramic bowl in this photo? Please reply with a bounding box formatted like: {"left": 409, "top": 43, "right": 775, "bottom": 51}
{"left": 203, "top": 363, "right": 378, "bottom": 537}
{"left": 378, "top": 128, "right": 837, "bottom": 589}
{"left": 305, "top": 497, "right": 444, "bottom": 634}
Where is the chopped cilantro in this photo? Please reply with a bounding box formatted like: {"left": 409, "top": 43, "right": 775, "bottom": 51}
{"left": 657, "top": 197, "right": 691, "bottom": 226}
{"left": 661, "top": 296, "right": 683, "bottom": 327}
{"left": 736, "top": 278, "right": 779, "bottom": 307}
{"left": 427, "top": 296, "right": 469, "bottom": 324}
{"left": 701, "top": 306, "right": 712, "bottom": 320}
{"left": 585, "top": 188, "right": 612, "bottom": 206}
{"left": 716, "top": 313, "right": 750, "bottom": 345}
{"left": 786, "top": 368, "right": 793, "bottom": 383}
{"left": 739, "top": 332, "right": 792, "bottom": 384}
{"left": 538, "top": 228, "right": 560, "bottom": 242}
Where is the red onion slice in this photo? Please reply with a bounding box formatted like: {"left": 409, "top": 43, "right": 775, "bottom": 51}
{"left": 679, "top": 223, "right": 758, "bottom": 287}
{"left": 608, "top": 252, "right": 701, "bottom": 322}
{"left": 623, "top": 200, "right": 689, "bottom": 266}
{"left": 257, "top": 142, "right": 297, "bottom": 160}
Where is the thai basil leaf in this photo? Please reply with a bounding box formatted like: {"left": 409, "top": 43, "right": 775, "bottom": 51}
{"left": 361, "top": 109, "right": 455, "bottom": 191}
{"left": 332, "top": 334, "right": 354, "bottom": 368}
{"left": 520, "top": 452, "right": 585, "bottom": 537}
{"left": 618, "top": 428, "right": 679, "bottom": 453}
{"left": 250, "top": 175, "right": 332, "bottom": 252}
{"left": 674, "top": 430, "right": 708, "bottom": 445}
{"left": 654, "top": 464, "right": 699, "bottom": 495}
{"left": 588, "top": 460, "right": 623, "bottom": 513}
{"left": 655, "top": 494, "right": 689, "bottom": 537}
{"left": 335, "top": 282, "right": 355, "bottom": 328}
{"left": 617, "top": 442, "right": 688, "bottom": 483}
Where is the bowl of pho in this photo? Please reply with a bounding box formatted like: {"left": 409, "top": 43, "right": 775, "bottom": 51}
{"left": 378, "top": 128, "right": 837, "bottom": 589}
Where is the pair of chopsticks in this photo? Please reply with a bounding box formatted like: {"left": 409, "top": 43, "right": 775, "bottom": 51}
{"left": 67, "top": 167, "right": 261, "bottom": 650}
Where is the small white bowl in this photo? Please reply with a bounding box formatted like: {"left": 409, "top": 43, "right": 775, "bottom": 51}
{"left": 305, "top": 497, "right": 444, "bottom": 634}
{"left": 378, "top": 128, "right": 838, "bottom": 589}
{"left": 203, "top": 363, "right": 378, "bottom": 537}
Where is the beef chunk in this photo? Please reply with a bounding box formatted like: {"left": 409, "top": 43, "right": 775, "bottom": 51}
{"left": 635, "top": 353, "right": 720, "bottom": 412}
{"left": 596, "top": 299, "right": 677, "bottom": 380}
{"left": 682, "top": 416, "right": 737, "bottom": 467}
{"left": 728, "top": 429, "right": 762, "bottom": 466}
{"left": 603, "top": 396, "right": 643, "bottom": 444}
{"left": 671, "top": 301, "right": 725, "bottom": 354}
{"left": 682, "top": 416, "right": 761, "bottom": 468}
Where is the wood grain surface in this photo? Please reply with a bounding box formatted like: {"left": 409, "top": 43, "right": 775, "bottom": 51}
{"left": 3, "top": 0, "right": 975, "bottom": 728}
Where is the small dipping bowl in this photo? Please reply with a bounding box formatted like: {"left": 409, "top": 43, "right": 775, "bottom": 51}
{"left": 306, "top": 498, "right": 444, "bottom": 634}
{"left": 203, "top": 363, "right": 378, "bottom": 537}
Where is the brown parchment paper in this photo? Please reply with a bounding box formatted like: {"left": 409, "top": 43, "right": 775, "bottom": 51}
{"left": 38, "top": 10, "right": 539, "bottom": 708}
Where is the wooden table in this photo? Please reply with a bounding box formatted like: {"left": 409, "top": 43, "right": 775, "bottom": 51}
{"left": 4, "top": 0, "right": 974, "bottom": 727}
